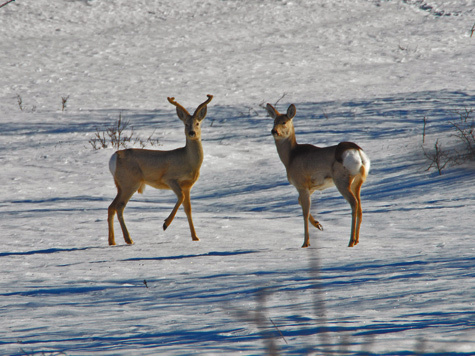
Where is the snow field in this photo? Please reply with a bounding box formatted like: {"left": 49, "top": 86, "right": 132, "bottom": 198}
{"left": 1, "top": 0, "right": 474, "bottom": 355}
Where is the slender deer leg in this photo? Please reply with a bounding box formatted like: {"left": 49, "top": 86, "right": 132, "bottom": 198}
{"left": 298, "top": 189, "right": 311, "bottom": 248}
{"left": 108, "top": 202, "right": 117, "bottom": 246}
{"left": 345, "top": 196, "right": 358, "bottom": 248}
{"left": 299, "top": 196, "right": 323, "bottom": 231}
{"left": 334, "top": 176, "right": 359, "bottom": 247}
{"left": 163, "top": 181, "right": 184, "bottom": 231}
{"left": 182, "top": 188, "right": 199, "bottom": 241}
{"left": 351, "top": 174, "right": 365, "bottom": 246}
{"left": 309, "top": 215, "right": 323, "bottom": 231}
{"left": 108, "top": 186, "right": 136, "bottom": 245}
{"left": 117, "top": 202, "right": 134, "bottom": 245}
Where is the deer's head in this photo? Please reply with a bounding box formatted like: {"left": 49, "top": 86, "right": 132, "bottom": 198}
{"left": 168, "top": 95, "right": 213, "bottom": 141}
{"left": 267, "top": 103, "right": 296, "bottom": 140}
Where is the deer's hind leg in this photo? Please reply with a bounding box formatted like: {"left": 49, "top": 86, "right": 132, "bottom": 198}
{"left": 333, "top": 173, "right": 359, "bottom": 247}
{"left": 350, "top": 173, "right": 365, "bottom": 246}
{"left": 108, "top": 184, "right": 138, "bottom": 246}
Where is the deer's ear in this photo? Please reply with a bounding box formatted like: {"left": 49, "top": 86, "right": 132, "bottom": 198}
{"left": 192, "top": 94, "right": 213, "bottom": 121}
{"left": 266, "top": 104, "right": 279, "bottom": 119}
{"left": 287, "top": 104, "right": 296, "bottom": 119}
{"left": 175, "top": 107, "right": 190, "bottom": 122}
{"left": 168, "top": 97, "right": 191, "bottom": 122}
{"left": 194, "top": 106, "right": 207, "bottom": 122}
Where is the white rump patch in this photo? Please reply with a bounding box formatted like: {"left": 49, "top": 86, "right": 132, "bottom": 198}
{"left": 109, "top": 152, "right": 117, "bottom": 176}
{"left": 342, "top": 149, "right": 371, "bottom": 176}
{"left": 342, "top": 149, "right": 363, "bottom": 176}
{"left": 359, "top": 149, "right": 371, "bottom": 174}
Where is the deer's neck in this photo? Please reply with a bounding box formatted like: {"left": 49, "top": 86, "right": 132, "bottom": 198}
{"left": 275, "top": 133, "right": 297, "bottom": 168}
{"left": 185, "top": 138, "right": 204, "bottom": 168}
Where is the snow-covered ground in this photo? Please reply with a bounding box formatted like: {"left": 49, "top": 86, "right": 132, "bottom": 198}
{"left": 1, "top": 0, "right": 474, "bottom": 355}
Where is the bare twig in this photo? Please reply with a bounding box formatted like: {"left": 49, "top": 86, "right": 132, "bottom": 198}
{"left": 240, "top": 106, "right": 259, "bottom": 117}
{"left": 16, "top": 94, "right": 23, "bottom": 111}
{"left": 449, "top": 107, "right": 475, "bottom": 159}
{"left": 274, "top": 93, "right": 287, "bottom": 106}
{"left": 61, "top": 95, "right": 70, "bottom": 112}
{"left": 269, "top": 317, "right": 288, "bottom": 345}
{"left": 322, "top": 109, "right": 329, "bottom": 120}
{"left": 20, "top": 347, "right": 67, "bottom": 356}
{"left": 0, "top": 0, "right": 15, "bottom": 9}
{"left": 471, "top": 22, "right": 475, "bottom": 37}
{"left": 422, "top": 116, "right": 427, "bottom": 144}
{"left": 423, "top": 139, "right": 450, "bottom": 175}
{"left": 255, "top": 289, "right": 279, "bottom": 356}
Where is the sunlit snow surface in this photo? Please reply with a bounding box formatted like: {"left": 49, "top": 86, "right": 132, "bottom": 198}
{"left": 1, "top": 1, "right": 474, "bottom": 355}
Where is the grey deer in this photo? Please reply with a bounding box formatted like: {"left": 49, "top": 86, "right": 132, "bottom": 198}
{"left": 268, "top": 103, "right": 370, "bottom": 247}
{"left": 107, "top": 95, "right": 213, "bottom": 245}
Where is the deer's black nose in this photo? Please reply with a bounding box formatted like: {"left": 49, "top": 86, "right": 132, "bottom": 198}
{"left": 189, "top": 131, "right": 196, "bottom": 137}
{"left": 271, "top": 129, "right": 278, "bottom": 136}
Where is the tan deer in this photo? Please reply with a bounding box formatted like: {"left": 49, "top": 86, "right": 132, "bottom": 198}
{"left": 107, "top": 95, "right": 213, "bottom": 245}
{"left": 267, "top": 103, "right": 370, "bottom": 248}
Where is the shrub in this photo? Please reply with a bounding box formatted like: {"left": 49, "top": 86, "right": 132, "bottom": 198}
{"left": 88, "top": 113, "right": 160, "bottom": 150}
{"left": 422, "top": 107, "right": 474, "bottom": 174}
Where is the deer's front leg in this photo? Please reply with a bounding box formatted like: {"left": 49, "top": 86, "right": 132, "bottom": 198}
{"left": 163, "top": 181, "right": 184, "bottom": 231}
{"left": 309, "top": 215, "right": 323, "bottom": 231}
{"left": 182, "top": 189, "right": 199, "bottom": 241}
{"left": 298, "top": 189, "right": 311, "bottom": 248}
{"left": 299, "top": 194, "right": 323, "bottom": 233}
